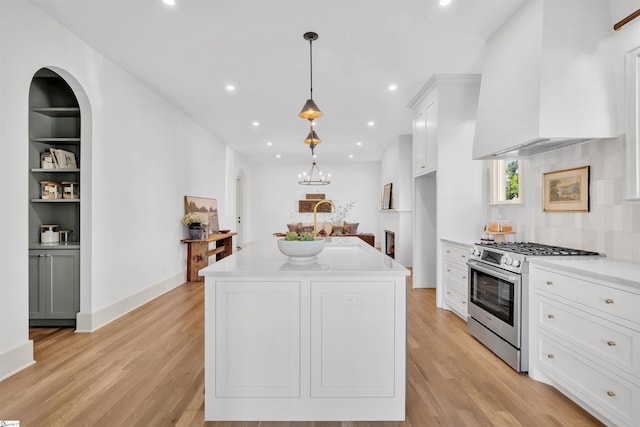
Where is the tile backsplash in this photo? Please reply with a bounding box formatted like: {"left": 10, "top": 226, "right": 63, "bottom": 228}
{"left": 487, "top": 136, "right": 640, "bottom": 263}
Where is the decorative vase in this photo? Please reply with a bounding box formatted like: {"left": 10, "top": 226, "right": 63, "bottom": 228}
{"left": 188, "top": 223, "right": 203, "bottom": 240}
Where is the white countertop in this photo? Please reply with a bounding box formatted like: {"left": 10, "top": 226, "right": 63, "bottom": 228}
{"left": 528, "top": 257, "right": 640, "bottom": 289}
{"left": 200, "top": 236, "right": 410, "bottom": 277}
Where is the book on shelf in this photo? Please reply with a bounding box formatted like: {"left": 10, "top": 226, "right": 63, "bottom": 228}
{"left": 50, "top": 148, "right": 77, "bottom": 169}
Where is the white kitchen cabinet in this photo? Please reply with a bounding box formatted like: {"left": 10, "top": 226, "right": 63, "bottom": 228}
{"left": 411, "top": 97, "right": 437, "bottom": 176}
{"left": 409, "top": 75, "right": 485, "bottom": 301}
{"left": 310, "top": 281, "right": 395, "bottom": 398}
{"left": 529, "top": 261, "right": 640, "bottom": 427}
{"left": 441, "top": 240, "right": 469, "bottom": 320}
{"left": 202, "top": 238, "right": 408, "bottom": 421}
{"left": 214, "top": 281, "right": 301, "bottom": 398}
{"left": 624, "top": 45, "right": 640, "bottom": 201}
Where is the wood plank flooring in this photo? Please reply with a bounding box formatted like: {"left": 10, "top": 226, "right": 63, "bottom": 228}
{"left": 0, "top": 282, "right": 603, "bottom": 426}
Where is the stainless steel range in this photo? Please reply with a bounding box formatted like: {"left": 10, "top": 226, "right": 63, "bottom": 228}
{"left": 467, "top": 242, "right": 601, "bottom": 372}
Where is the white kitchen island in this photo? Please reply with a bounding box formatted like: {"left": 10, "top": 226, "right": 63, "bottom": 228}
{"left": 200, "top": 236, "right": 410, "bottom": 421}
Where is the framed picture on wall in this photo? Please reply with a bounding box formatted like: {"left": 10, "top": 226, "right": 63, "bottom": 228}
{"left": 299, "top": 199, "right": 332, "bottom": 213}
{"left": 184, "top": 195, "right": 220, "bottom": 235}
{"left": 542, "top": 166, "right": 590, "bottom": 212}
{"left": 382, "top": 183, "right": 393, "bottom": 210}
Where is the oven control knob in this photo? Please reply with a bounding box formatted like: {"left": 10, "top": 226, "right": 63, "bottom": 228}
{"left": 512, "top": 259, "right": 521, "bottom": 267}
{"left": 474, "top": 249, "right": 481, "bottom": 256}
{"left": 503, "top": 256, "right": 512, "bottom": 265}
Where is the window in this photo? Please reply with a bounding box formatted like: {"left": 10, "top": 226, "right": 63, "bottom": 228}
{"left": 490, "top": 159, "right": 523, "bottom": 205}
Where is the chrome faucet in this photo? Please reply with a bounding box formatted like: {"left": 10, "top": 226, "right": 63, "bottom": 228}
{"left": 313, "top": 199, "right": 336, "bottom": 236}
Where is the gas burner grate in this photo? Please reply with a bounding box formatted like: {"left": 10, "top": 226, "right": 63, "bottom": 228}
{"left": 479, "top": 242, "right": 600, "bottom": 256}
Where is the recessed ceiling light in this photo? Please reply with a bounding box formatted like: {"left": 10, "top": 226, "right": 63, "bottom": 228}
{"left": 356, "top": 141, "right": 363, "bottom": 146}
{"left": 163, "top": 0, "right": 176, "bottom": 6}
{"left": 252, "top": 121, "right": 260, "bottom": 127}
{"left": 225, "top": 84, "right": 236, "bottom": 92}
{"left": 266, "top": 141, "right": 273, "bottom": 146}
{"left": 349, "top": 154, "right": 354, "bottom": 159}
{"left": 388, "top": 84, "right": 397, "bottom": 91}
{"left": 367, "top": 121, "right": 375, "bottom": 127}
{"left": 276, "top": 154, "right": 281, "bottom": 158}
{"left": 440, "top": 0, "right": 452, "bottom": 5}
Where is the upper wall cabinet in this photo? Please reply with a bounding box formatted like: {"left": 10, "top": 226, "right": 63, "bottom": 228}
{"left": 473, "top": 0, "right": 618, "bottom": 159}
{"left": 626, "top": 45, "right": 640, "bottom": 201}
{"left": 408, "top": 81, "right": 438, "bottom": 177}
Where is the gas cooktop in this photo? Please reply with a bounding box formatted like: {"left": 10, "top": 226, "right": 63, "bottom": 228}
{"left": 479, "top": 242, "right": 600, "bottom": 256}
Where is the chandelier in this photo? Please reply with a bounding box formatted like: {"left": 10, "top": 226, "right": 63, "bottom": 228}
{"left": 298, "top": 155, "right": 331, "bottom": 185}
{"left": 298, "top": 31, "right": 330, "bottom": 185}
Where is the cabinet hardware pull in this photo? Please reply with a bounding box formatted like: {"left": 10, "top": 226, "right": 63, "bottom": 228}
{"left": 462, "top": 276, "right": 467, "bottom": 279}
{"left": 547, "top": 354, "right": 554, "bottom": 359}
{"left": 38, "top": 254, "right": 45, "bottom": 257}
{"left": 461, "top": 255, "right": 466, "bottom": 258}
{"left": 605, "top": 298, "right": 614, "bottom": 304}
{"left": 462, "top": 301, "right": 466, "bottom": 304}
{"left": 607, "top": 340, "right": 616, "bottom": 346}
{"left": 548, "top": 314, "right": 555, "bottom": 319}
{"left": 546, "top": 280, "right": 553, "bottom": 285}
{"left": 446, "top": 250, "right": 451, "bottom": 253}
{"left": 447, "top": 269, "right": 451, "bottom": 272}
{"left": 607, "top": 391, "right": 616, "bottom": 397}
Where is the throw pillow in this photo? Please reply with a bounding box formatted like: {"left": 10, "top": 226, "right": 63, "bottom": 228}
{"left": 343, "top": 221, "right": 359, "bottom": 234}
{"left": 287, "top": 223, "right": 300, "bottom": 232}
{"left": 322, "top": 222, "right": 333, "bottom": 235}
{"left": 299, "top": 225, "right": 314, "bottom": 233}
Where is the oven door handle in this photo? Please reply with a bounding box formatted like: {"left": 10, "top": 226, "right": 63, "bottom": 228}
{"left": 466, "top": 260, "right": 520, "bottom": 283}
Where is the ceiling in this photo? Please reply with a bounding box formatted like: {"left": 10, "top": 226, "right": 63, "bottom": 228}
{"left": 31, "top": 0, "right": 525, "bottom": 163}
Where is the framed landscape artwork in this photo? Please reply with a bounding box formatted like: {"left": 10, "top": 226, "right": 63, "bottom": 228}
{"left": 184, "top": 196, "right": 220, "bottom": 234}
{"left": 543, "top": 166, "right": 590, "bottom": 212}
{"left": 299, "top": 199, "right": 332, "bottom": 213}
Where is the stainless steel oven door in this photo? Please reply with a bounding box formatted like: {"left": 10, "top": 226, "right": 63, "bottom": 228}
{"left": 467, "top": 260, "right": 521, "bottom": 348}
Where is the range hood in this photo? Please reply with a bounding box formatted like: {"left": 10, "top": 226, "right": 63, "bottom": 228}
{"left": 473, "top": 0, "right": 619, "bottom": 159}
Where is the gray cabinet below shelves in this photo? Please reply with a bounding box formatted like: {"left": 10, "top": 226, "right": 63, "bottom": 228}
{"left": 29, "top": 249, "right": 79, "bottom": 327}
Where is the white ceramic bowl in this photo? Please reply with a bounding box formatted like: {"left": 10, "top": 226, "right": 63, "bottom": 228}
{"left": 277, "top": 238, "right": 325, "bottom": 264}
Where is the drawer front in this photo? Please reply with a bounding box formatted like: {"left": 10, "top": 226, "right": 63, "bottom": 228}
{"left": 443, "top": 244, "right": 469, "bottom": 265}
{"left": 531, "top": 267, "right": 640, "bottom": 325}
{"left": 444, "top": 259, "right": 468, "bottom": 290}
{"left": 444, "top": 285, "right": 468, "bottom": 319}
{"left": 535, "top": 335, "right": 635, "bottom": 426}
{"left": 535, "top": 296, "right": 640, "bottom": 378}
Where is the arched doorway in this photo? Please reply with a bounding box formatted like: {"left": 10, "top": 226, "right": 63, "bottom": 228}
{"left": 235, "top": 170, "right": 247, "bottom": 249}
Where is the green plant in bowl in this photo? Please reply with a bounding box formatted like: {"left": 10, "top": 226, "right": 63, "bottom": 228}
{"left": 285, "top": 231, "right": 299, "bottom": 241}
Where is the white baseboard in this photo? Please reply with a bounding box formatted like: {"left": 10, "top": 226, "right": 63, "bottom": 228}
{"left": 75, "top": 272, "right": 185, "bottom": 333}
{"left": 0, "top": 340, "right": 35, "bottom": 382}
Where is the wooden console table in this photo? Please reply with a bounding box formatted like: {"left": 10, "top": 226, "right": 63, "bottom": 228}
{"left": 181, "top": 232, "right": 236, "bottom": 282}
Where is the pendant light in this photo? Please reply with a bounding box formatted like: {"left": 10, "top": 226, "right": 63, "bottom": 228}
{"left": 299, "top": 32, "right": 322, "bottom": 120}
{"left": 297, "top": 31, "right": 330, "bottom": 185}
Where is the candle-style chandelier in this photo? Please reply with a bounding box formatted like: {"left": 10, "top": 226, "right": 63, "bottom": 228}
{"left": 298, "top": 31, "right": 331, "bottom": 185}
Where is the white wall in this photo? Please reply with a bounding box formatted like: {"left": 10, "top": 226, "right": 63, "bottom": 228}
{"left": 247, "top": 161, "right": 381, "bottom": 244}
{"left": 0, "top": 0, "right": 240, "bottom": 379}
{"left": 487, "top": 137, "right": 640, "bottom": 262}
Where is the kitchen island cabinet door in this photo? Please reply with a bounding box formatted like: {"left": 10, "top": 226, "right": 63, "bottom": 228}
{"left": 310, "top": 281, "right": 395, "bottom": 398}
{"left": 214, "top": 281, "right": 301, "bottom": 398}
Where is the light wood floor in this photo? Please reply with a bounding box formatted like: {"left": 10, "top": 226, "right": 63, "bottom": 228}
{"left": 0, "top": 282, "right": 603, "bottom": 426}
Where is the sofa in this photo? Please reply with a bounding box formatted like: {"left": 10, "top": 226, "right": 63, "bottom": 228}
{"left": 279, "top": 221, "right": 375, "bottom": 247}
